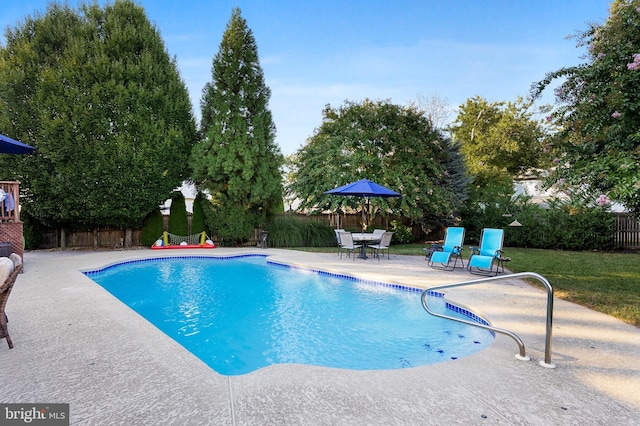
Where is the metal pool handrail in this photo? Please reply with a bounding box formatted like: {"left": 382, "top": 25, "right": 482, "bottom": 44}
{"left": 421, "top": 272, "right": 555, "bottom": 369}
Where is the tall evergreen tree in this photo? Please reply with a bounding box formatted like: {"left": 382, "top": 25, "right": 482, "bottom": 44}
{"left": 0, "top": 1, "right": 197, "bottom": 231}
{"left": 167, "top": 191, "right": 188, "bottom": 236}
{"left": 442, "top": 137, "right": 470, "bottom": 214}
{"left": 190, "top": 191, "right": 208, "bottom": 235}
{"left": 192, "top": 8, "right": 283, "bottom": 244}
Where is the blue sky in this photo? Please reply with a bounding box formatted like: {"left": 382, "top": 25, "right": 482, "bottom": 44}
{"left": 2, "top": 0, "right": 611, "bottom": 155}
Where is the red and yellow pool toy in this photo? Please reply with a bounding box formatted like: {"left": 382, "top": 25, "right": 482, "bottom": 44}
{"left": 151, "top": 231, "right": 216, "bottom": 249}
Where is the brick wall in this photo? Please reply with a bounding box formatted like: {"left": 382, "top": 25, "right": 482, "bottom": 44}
{"left": 0, "top": 222, "right": 23, "bottom": 259}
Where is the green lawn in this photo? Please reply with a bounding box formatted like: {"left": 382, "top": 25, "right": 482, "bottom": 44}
{"left": 292, "top": 244, "right": 640, "bottom": 327}
{"left": 504, "top": 248, "right": 640, "bottom": 327}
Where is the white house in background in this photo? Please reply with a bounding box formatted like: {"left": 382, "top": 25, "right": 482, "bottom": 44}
{"left": 513, "top": 179, "right": 627, "bottom": 212}
{"left": 513, "top": 179, "right": 567, "bottom": 209}
{"left": 161, "top": 182, "right": 198, "bottom": 214}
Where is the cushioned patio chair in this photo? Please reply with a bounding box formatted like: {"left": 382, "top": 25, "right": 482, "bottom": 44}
{"left": 428, "top": 227, "right": 465, "bottom": 270}
{"left": 338, "top": 232, "right": 362, "bottom": 260}
{"left": 369, "top": 231, "right": 394, "bottom": 260}
{"left": 467, "top": 228, "right": 506, "bottom": 275}
{"left": 1, "top": 258, "right": 22, "bottom": 349}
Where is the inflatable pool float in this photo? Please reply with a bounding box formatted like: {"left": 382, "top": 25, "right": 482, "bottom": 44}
{"left": 151, "top": 231, "right": 216, "bottom": 249}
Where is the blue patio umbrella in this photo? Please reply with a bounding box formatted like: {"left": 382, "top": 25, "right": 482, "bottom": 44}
{"left": 0, "top": 134, "right": 36, "bottom": 155}
{"left": 324, "top": 179, "right": 401, "bottom": 233}
{"left": 325, "top": 179, "right": 401, "bottom": 198}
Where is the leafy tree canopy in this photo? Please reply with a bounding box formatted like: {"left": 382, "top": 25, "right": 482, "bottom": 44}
{"left": 0, "top": 0, "right": 197, "bottom": 229}
{"left": 532, "top": 0, "right": 640, "bottom": 217}
{"left": 287, "top": 99, "right": 466, "bottom": 231}
{"left": 450, "top": 96, "right": 547, "bottom": 187}
{"left": 192, "top": 7, "right": 283, "bottom": 242}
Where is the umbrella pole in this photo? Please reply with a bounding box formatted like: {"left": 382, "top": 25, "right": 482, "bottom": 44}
{"left": 361, "top": 197, "right": 367, "bottom": 234}
{"left": 358, "top": 200, "right": 367, "bottom": 259}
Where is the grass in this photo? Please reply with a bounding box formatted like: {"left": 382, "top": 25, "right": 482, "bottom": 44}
{"left": 504, "top": 248, "right": 640, "bottom": 327}
{"left": 291, "top": 244, "right": 640, "bottom": 327}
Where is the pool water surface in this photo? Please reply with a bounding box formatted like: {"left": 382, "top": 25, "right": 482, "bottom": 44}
{"left": 84, "top": 256, "right": 494, "bottom": 375}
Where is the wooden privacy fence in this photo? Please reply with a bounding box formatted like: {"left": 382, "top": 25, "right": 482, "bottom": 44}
{"left": 614, "top": 214, "right": 640, "bottom": 249}
{"left": 41, "top": 228, "right": 142, "bottom": 249}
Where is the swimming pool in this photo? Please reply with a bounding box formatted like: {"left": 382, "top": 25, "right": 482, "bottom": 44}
{"left": 84, "top": 255, "right": 494, "bottom": 375}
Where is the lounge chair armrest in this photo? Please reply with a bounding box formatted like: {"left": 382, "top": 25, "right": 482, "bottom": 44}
{"left": 424, "top": 244, "right": 442, "bottom": 256}
{"left": 470, "top": 246, "right": 479, "bottom": 255}
{"left": 452, "top": 245, "right": 463, "bottom": 255}
{"left": 496, "top": 250, "right": 511, "bottom": 262}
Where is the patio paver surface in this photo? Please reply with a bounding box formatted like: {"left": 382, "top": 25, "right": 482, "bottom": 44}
{"left": 1, "top": 248, "right": 639, "bottom": 425}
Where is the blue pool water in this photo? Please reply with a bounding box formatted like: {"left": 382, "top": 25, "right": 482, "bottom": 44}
{"left": 84, "top": 255, "right": 493, "bottom": 375}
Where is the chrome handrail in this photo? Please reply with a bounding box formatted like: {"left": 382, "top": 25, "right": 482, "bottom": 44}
{"left": 421, "top": 272, "right": 555, "bottom": 368}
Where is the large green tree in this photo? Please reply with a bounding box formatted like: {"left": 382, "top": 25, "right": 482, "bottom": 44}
{"left": 451, "top": 96, "right": 547, "bottom": 238}
{"left": 192, "top": 8, "right": 283, "bottom": 244}
{"left": 0, "top": 1, "right": 197, "bottom": 231}
{"left": 451, "top": 96, "right": 547, "bottom": 187}
{"left": 532, "top": 0, "right": 640, "bottom": 217}
{"left": 287, "top": 99, "right": 465, "bottom": 232}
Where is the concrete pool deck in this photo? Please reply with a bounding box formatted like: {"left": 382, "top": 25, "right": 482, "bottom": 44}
{"left": 1, "top": 248, "right": 639, "bottom": 425}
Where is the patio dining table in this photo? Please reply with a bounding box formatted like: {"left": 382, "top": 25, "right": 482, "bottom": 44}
{"left": 351, "top": 233, "right": 381, "bottom": 259}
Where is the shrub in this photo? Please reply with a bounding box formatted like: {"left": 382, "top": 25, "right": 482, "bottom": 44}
{"left": 266, "top": 216, "right": 304, "bottom": 247}
{"left": 460, "top": 181, "right": 617, "bottom": 251}
{"left": 22, "top": 209, "right": 43, "bottom": 250}
{"left": 208, "top": 203, "right": 256, "bottom": 246}
{"left": 302, "top": 222, "right": 335, "bottom": 247}
{"left": 141, "top": 209, "right": 164, "bottom": 246}
{"left": 390, "top": 220, "right": 414, "bottom": 244}
{"left": 503, "top": 200, "right": 616, "bottom": 250}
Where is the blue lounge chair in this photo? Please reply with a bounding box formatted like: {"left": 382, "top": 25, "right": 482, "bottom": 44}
{"left": 467, "top": 228, "right": 507, "bottom": 275}
{"left": 427, "top": 227, "right": 465, "bottom": 270}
